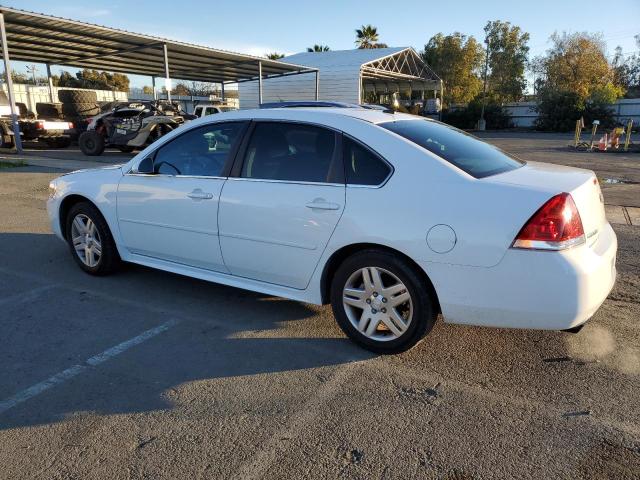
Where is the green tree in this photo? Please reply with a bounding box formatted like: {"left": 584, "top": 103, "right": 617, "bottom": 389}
{"left": 355, "top": 25, "right": 387, "bottom": 49}
{"left": 187, "top": 81, "right": 217, "bottom": 96}
{"left": 534, "top": 32, "right": 625, "bottom": 131}
{"left": 172, "top": 82, "right": 191, "bottom": 96}
{"left": 421, "top": 32, "right": 484, "bottom": 105}
{"left": 53, "top": 69, "right": 130, "bottom": 91}
{"left": 265, "top": 52, "right": 285, "bottom": 59}
{"left": 536, "top": 32, "right": 622, "bottom": 102}
{"left": 307, "top": 44, "right": 330, "bottom": 52}
{"left": 483, "top": 20, "right": 530, "bottom": 102}
{"left": 142, "top": 85, "right": 154, "bottom": 95}
{"left": 612, "top": 35, "right": 640, "bottom": 98}
{"left": 0, "top": 71, "right": 33, "bottom": 84}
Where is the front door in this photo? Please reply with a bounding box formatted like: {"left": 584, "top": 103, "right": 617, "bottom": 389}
{"left": 219, "top": 121, "right": 345, "bottom": 289}
{"left": 117, "top": 121, "right": 247, "bottom": 271}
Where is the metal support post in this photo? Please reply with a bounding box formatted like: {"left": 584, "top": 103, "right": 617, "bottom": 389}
{"left": 258, "top": 61, "right": 263, "bottom": 105}
{"left": 163, "top": 43, "right": 171, "bottom": 101}
{"left": 0, "top": 13, "right": 22, "bottom": 153}
{"left": 152, "top": 76, "right": 157, "bottom": 100}
{"left": 46, "top": 63, "right": 55, "bottom": 103}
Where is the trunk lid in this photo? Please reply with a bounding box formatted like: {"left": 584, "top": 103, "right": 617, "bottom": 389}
{"left": 488, "top": 161, "right": 606, "bottom": 247}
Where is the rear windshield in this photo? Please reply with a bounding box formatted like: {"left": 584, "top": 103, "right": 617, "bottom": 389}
{"left": 379, "top": 119, "right": 524, "bottom": 178}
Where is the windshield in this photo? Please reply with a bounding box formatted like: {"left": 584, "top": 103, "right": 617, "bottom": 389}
{"left": 379, "top": 119, "right": 524, "bottom": 178}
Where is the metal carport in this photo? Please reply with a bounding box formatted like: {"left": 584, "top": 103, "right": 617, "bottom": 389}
{"left": 359, "top": 47, "right": 442, "bottom": 104}
{"left": 0, "top": 6, "right": 319, "bottom": 152}
{"left": 239, "top": 47, "right": 442, "bottom": 112}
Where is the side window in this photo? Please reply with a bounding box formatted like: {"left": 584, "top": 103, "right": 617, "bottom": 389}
{"left": 193, "top": 106, "right": 202, "bottom": 117}
{"left": 205, "top": 107, "right": 218, "bottom": 116}
{"left": 240, "top": 122, "right": 338, "bottom": 183}
{"left": 153, "top": 122, "right": 245, "bottom": 176}
{"left": 343, "top": 136, "right": 391, "bottom": 186}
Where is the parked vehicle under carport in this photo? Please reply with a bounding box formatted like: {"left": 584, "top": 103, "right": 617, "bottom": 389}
{"left": 78, "top": 100, "right": 195, "bottom": 156}
{"left": 0, "top": 102, "right": 75, "bottom": 149}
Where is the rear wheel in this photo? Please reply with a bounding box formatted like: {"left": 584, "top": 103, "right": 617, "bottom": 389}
{"left": 78, "top": 130, "right": 105, "bottom": 156}
{"left": 66, "top": 202, "right": 120, "bottom": 275}
{"left": 330, "top": 250, "right": 437, "bottom": 354}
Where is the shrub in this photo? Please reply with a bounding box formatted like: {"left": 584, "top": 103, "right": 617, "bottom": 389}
{"left": 441, "top": 101, "right": 512, "bottom": 130}
{"left": 534, "top": 90, "right": 616, "bottom": 131}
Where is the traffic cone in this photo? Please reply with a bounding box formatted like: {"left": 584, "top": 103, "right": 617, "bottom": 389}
{"left": 598, "top": 134, "right": 608, "bottom": 151}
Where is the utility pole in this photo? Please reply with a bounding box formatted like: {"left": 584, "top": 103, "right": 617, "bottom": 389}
{"left": 26, "top": 64, "right": 38, "bottom": 85}
{"left": 479, "top": 35, "right": 490, "bottom": 131}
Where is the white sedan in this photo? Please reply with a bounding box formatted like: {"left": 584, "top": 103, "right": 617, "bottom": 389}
{"left": 47, "top": 105, "right": 617, "bottom": 353}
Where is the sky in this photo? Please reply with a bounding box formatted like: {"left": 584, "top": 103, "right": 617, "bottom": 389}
{"left": 7, "top": 0, "right": 640, "bottom": 89}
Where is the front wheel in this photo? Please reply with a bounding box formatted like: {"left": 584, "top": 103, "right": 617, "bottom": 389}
{"left": 66, "top": 202, "right": 120, "bottom": 275}
{"left": 78, "top": 130, "right": 105, "bottom": 156}
{"left": 330, "top": 250, "right": 437, "bottom": 354}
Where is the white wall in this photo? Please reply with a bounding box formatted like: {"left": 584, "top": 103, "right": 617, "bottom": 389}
{"left": 2, "top": 83, "right": 127, "bottom": 113}
{"left": 504, "top": 99, "right": 640, "bottom": 128}
{"left": 239, "top": 68, "right": 360, "bottom": 109}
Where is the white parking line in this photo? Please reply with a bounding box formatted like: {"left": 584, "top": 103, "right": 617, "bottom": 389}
{"left": 0, "top": 319, "right": 179, "bottom": 415}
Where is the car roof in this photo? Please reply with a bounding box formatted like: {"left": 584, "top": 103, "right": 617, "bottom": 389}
{"left": 210, "top": 106, "right": 417, "bottom": 125}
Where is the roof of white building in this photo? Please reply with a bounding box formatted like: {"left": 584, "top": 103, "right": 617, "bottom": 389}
{"left": 283, "top": 47, "right": 408, "bottom": 69}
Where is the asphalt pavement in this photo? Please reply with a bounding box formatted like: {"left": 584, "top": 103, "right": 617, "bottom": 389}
{"left": 0, "top": 133, "right": 639, "bottom": 479}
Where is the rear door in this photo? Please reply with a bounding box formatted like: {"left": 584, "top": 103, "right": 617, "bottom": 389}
{"left": 218, "top": 121, "right": 345, "bottom": 289}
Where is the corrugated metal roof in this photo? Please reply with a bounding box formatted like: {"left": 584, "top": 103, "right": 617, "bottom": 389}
{"left": 284, "top": 47, "right": 408, "bottom": 69}
{"left": 0, "top": 6, "right": 316, "bottom": 84}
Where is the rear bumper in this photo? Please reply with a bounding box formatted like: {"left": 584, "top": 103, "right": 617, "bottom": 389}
{"left": 423, "top": 222, "right": 617, "bottom": 330}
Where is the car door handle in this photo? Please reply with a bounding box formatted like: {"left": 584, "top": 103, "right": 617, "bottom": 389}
{"left": 305, "top": 199, "right": 341, "bottom": 210}
{"left": 187, "top": 189, "right": 214, "bottom": 200}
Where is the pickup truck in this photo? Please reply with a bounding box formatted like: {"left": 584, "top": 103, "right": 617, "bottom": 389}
{"left": 0, "top": 104, "right": 75, "bottom": 148}
{"left": 192, "top": 103, "right": 235, "bottom": 118}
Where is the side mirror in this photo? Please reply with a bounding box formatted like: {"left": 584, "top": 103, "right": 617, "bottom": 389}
{"left": 135, "top": 156, "right": 154, "bottom": 174}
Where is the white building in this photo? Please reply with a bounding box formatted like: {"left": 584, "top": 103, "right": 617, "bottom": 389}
{"left": 239, "top": 47, "right": 442, "bottom": 109}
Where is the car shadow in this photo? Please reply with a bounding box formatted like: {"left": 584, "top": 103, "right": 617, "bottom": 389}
{"left": 0, "top": 232, "right": 374, "bottom": 430}
{"left": 0, "top": 231, "right": 637, "bottom": 435}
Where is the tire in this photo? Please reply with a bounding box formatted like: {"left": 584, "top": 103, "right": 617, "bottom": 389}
{"left": 58, "top": 89, "right": 98, "bottom": 104}
{"left": 117, "top": 145, "right": 135, "bottom": 153}
{"left": 0, "top": 129, "right": 13, "bottom": 149}
{"left": 66, "top": 202, "right": 120, "bottom": 275}
{"left": 78, "top": 130, "right": 105, "bottom": 156}
{"left": 330, "top": 249, "right": 437, "bottom": 354}
{"left": 62, "top": 102, "right": 100, "bottom": 118}
{"left": 16, "top": 102, "right": 32, "bottom": 118}
{"left": 36, "top": 102, "right": 63, "bottom": 119}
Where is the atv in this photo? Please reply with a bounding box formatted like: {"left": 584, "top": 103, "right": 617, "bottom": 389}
{"left": 78, "top": 100, "right": 196, "bottom": 156}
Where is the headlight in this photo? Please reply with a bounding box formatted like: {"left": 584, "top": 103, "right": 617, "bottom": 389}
{"left": 48, "top": 181, "right": 57, "bottom": 198}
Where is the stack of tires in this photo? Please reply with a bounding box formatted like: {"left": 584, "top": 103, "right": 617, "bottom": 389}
{"left": 35, "top": 102, "right": 64, "bottom": 119}
{"left": 58, "top": 89, "right": 100, "bottom": 133}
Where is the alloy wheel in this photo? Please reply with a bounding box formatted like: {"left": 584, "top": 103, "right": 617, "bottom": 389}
{"left": 342, "top": 266, "right": 413, "bottom": 341}
{"left": 70, "top": 214, "right": 102, "bottom": 268}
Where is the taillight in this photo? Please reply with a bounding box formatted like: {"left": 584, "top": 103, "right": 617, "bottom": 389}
{"left": 68, "top": 122, "right": 74, "bottom": 129}
{"left": 36, "top": 120, "right": 45, "bottom": 130}
{"left": 512, "top": 193, "right": 585, "bottom": 250}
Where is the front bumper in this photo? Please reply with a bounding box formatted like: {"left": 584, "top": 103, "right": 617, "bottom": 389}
{"left": 47, "top": 195, "right": 64, "bottom": 241}
{"left": 423, "top": 222, "right": 618, "bottom": 330}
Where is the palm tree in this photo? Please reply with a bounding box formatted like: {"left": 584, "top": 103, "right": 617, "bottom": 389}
{"left": 355, "top": 25, "right": 379, "bottom": 49}
{"left": 265, "top": 52, "right": 285, "bottom": 60}
{"left": 307, "top": 44, "right": 330, "bottom": 52}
